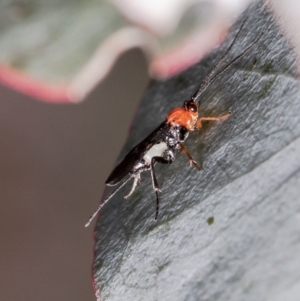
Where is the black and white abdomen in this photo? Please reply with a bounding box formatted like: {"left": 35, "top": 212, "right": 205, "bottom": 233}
{"left": 166, "top": 125, "right": 189, "bottom": 147}
{"left": 143, "top": 141, "right": 176, "bottom": 165}
{"left": 143, "top": 142, "right": 168, "bottom": 165}
{"left": 142, "top": 125, "right": 189, "bottom": 166}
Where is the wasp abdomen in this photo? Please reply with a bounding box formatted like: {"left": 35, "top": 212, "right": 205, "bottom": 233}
{"left": 143, "top": 142, "right": 168, "bottom": 165}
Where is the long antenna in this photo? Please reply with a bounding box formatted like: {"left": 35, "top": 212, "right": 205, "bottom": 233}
{"left": 191, "top": 18, "right": 262, "bottom": 102}
{"left": 200, "top": 32, "right": 263, "bottom": 95}
{"left": 85, "top": 176, "right": 132, "bottom": 227}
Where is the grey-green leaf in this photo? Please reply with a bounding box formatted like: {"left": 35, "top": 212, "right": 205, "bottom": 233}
{"left": 93, "top": 2, "right": 300, "bottom": 300}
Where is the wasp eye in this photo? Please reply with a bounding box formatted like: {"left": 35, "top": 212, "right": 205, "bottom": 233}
{"left": 184, "top": 100, "right": 197, "bottom": 112}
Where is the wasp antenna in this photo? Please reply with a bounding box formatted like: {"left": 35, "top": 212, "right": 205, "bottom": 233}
{"left": 191, "top": 17, "right": 248, "bottom": 102}
{"left": 191, "top": 17, "right": 256, "bottom": 102}
{"left": 85, "top": 176, "right": 132, "bottom": 227}
{"left": 202, "top": 32, "right": 263, "bottom": 93}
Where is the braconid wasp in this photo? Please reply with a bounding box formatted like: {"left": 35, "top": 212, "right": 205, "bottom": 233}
{"left": 85, "top": 18, "right": 262, "bottom": 227}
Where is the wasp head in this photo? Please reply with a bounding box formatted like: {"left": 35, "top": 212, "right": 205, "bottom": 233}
{"left": 183, "top": 100, "right": 198, "bottom": 113}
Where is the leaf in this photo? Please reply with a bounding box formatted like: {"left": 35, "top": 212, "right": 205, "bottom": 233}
{"left": 92, "top": 2, "right": 300, "bottom": 300}
{"left": 0, "top": 0, "right": 252, "bottom": 102}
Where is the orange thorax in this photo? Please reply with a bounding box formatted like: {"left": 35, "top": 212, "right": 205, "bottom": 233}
{"left": 166, "top": 108, "right": 198, "bottom": 130}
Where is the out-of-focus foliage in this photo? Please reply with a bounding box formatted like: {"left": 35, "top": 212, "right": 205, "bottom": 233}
{"left": 0, "top": 0, "right": 253, "bottom": 101}
{"left": 0, "top": 0, "right": 127, "bottom": 81}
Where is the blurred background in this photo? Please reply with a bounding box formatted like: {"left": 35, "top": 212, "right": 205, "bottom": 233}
{"left": 0, "top": 0, "right": 299, "bottom": 300}
{"left": 0, "top": 49, "right": 148, "bottom": 301}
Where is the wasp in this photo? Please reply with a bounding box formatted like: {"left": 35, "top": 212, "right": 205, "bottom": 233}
{"left": 85, "top": 19, "right": 262, "bottom": 227}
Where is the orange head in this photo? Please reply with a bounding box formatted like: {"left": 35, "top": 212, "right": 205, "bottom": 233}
{"left": 166, "top": 100, "right": 198, "bottom": 130}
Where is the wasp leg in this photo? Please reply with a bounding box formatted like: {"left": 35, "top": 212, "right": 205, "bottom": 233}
{"left": 150, "top": 156, "right": 172, "bottom": 221}
{"left": 197, "top": 111, "right": 231, "bottom": 129}
{"left": 179, "top": 143, "right": 201, "bottom": 170}
{"left": 124, "top": 174, "right": 140, "bottom": 199}
{"left": 150, "top": 157, "right": 161, "bottom": 189}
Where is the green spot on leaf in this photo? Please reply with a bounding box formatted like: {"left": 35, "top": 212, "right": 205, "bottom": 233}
{"left": 207, "top": 216, "right": 214, "bottom": 225}
{"left": 262, "top": 61, "right": 273, "bottom": 73}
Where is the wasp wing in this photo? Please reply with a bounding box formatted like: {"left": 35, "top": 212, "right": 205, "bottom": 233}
{"left": 105, "top": 122, "right": 170, "bottom": 186}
